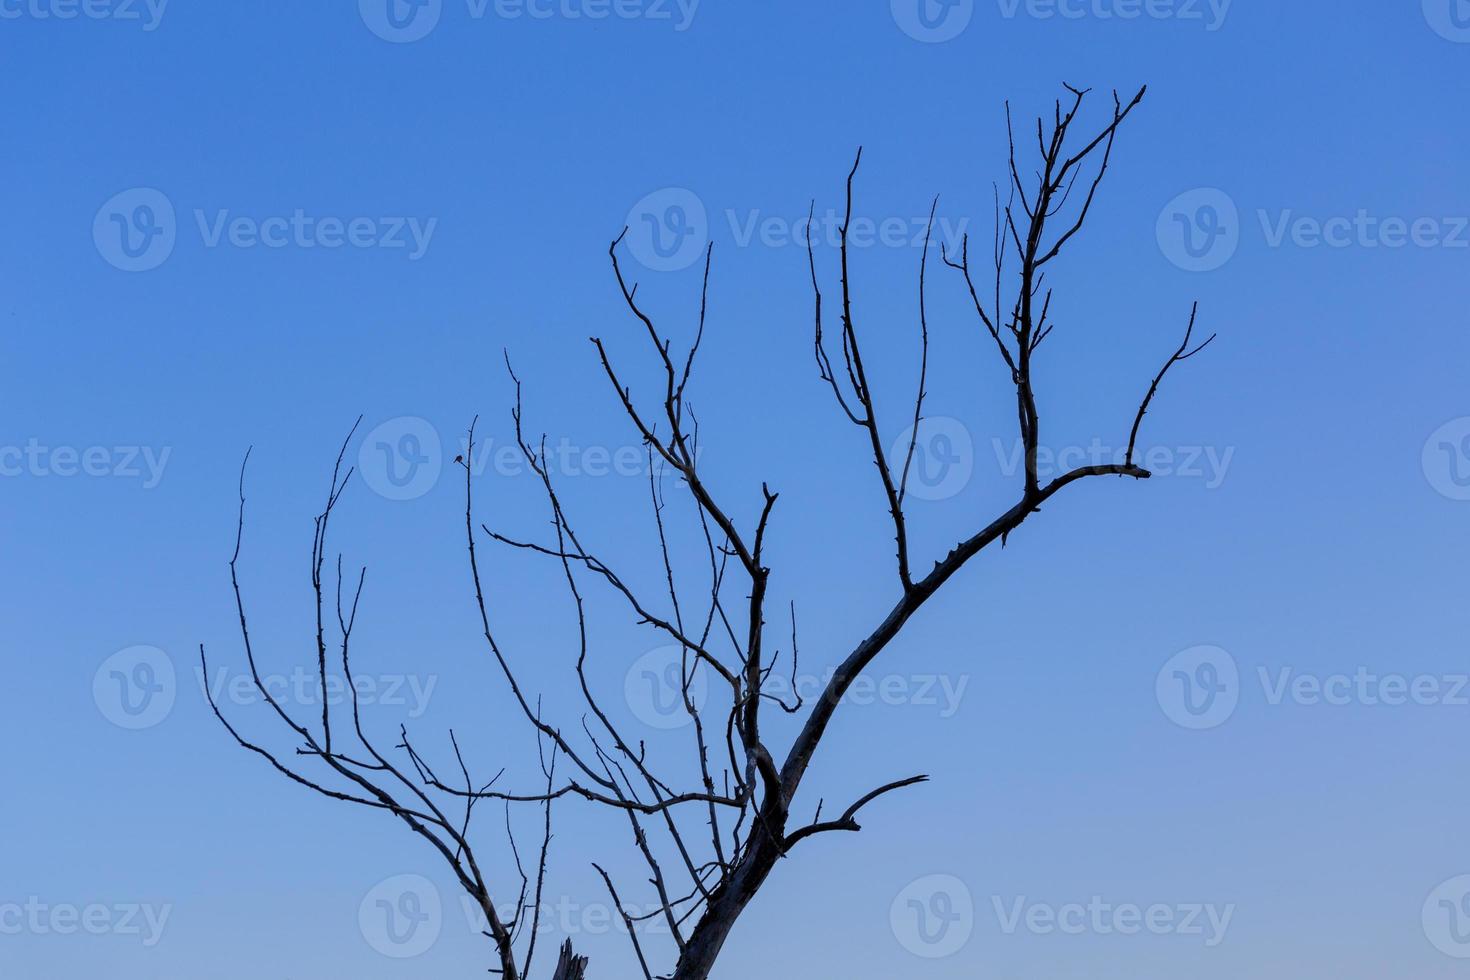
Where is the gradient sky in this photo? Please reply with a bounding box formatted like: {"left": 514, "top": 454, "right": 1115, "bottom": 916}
{"left": 3, "top": 2, "right": 1469, "bottom": 978}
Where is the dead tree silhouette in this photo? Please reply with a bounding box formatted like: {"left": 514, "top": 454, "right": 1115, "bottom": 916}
{"left": 202, "top": 83, "right": 1213, "bottom": 980}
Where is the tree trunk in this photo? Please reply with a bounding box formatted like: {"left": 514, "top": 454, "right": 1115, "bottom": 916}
{"left": 671, "top": 832, "right": 783, "bottom": 980}
{"left": 672, "top": 909, "right": 743, "bottom": 980}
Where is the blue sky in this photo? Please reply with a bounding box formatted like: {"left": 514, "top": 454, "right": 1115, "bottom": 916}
{"left": 2, "top": 2, "right": 1469, "bottom": 977}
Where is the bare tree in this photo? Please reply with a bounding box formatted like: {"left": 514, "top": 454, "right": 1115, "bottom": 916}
{"left": 202, "top": 83, "right": 1213, "bottom": 980}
